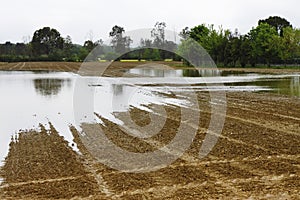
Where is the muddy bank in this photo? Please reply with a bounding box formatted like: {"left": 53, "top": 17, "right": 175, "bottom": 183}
{"left": 0, "top": 91, "right": 299, "bottom": 199}
{"left": 0, "top": 61, "right": 177, "bottom": 75}
{"left": 0, "top": 124, "right": 103, "bottom": 199}
{"left": 0, "top": 61, "right": 181, "bottom": 78}
{"left": 0, "top": 61, "right": 299, "bottom": 75}
{"left": 0, "top": 62, "right": 81, "bottom": 72}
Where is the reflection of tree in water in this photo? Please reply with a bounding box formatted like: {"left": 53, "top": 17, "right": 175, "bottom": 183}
{"left": 290, "top": 76, "right": 300, "bottom": 97}
{"left": 183, "top": 68, "right": 224, "bottom": 77}
{"left": 255, "top": 77, "right": 300, "bottom": 97}
{"left": 182, "top": 69, "right": 201, "bottom": 77}
{"left": 111, "top": 84, "right": 124, "bottom": 96}
{"left": 34, "top": 79, "right": 68, "bottom": 96}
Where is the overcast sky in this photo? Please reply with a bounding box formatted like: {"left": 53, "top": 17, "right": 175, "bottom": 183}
{"left": 1, "top": 0, "right": 299, "bottom": 44}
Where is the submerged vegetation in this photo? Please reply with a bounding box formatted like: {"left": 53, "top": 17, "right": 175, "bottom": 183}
{"left": 0, "top": 16, "right": 300, "bottom": 67}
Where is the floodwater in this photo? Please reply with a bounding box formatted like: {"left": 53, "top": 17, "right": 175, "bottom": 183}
{"left": 0, "top": 69, "right": 299, "bottom": 166}
{"left": 128, "top": 68, "right": 300, "bottom": 96}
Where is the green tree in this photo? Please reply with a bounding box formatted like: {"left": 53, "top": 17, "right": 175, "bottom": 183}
{"left": 141, "top": 48, "right": 152, "bottom": 60}
{"left": 189, "top": 24, "right": 230, "bottom": 65}
{"left": 259, "top": 16, "right": 292, "bottom": 36}
{"left": 109, "top": 25, "right": 132, "bottom": 54}
{"left": 152, "top": 49, "right": 161, "bottom": 61}
{"left": 78, "top": 48, "right": 89, "bottom": 61}
{"left": 224, "top": 31, "right": 241, "bottom": 67}
{"left": 179, "top": 27, "right": 190, "bottom": 40}
{"left": 239, "top": 35, "right": 252, "bottom": 67}
{"left": 189, "top": 24, "right": 210, "bottom": 49}
{"left": 177, "top": 38, "right": 208, "bottom": 66}
{"left": 31, "top": 27, "right": 64, "bottom": 57}
{"left": 279, "top": 27, "right": 300, "bottom": 65}
{"left": 82, "top": 39, "right": 104, "bottom": 60}
{"left": 248, "top": 23, "right": 280, "bottom": 66}
{"left": 63, "top": 35, "right": 73, "bottom": 60}
{"left": 208, "top": 26, "right": 230, "bottom": 65}
{"left": 83, "top": 40, "right": 96, "bottom": 52}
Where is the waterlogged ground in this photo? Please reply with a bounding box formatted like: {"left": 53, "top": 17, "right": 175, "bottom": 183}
{"left": 0, "top": 62, "right": 299, "bottom": 199}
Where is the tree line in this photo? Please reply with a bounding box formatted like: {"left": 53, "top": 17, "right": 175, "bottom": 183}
{"left": 1, "top": 16, "right": 299, "bottom": 67}
{"left": 179, "top": 16, "right": 300, "bottom": 67}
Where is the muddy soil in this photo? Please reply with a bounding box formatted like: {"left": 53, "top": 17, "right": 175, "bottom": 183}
{"left": 0, "top": 61, "right": 179, "bottom": 76}
{"left": 1, "top": 61, "right": 299, "bottom": 75}
{"left": 0, "top": 123, "right": 104, "bottom": 199}
{"left": 0, "top": 62, "right": 299, "bottom": 199}
{"left": 0, "top": 91, "right": 299, "bottom": 199}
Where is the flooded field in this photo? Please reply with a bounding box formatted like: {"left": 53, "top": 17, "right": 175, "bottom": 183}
{"left": 0, "top": 70, "right": 299, "bottom": 162}
{"left": 0, "top": 63, "right": 300, "bottom": 199}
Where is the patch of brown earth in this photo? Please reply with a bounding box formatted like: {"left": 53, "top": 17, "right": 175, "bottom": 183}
{"left": 1, "top": 90, "right": 300, "bottom": 199}
{"left": 0, "top": 124, "right": 103, "bottom": 199}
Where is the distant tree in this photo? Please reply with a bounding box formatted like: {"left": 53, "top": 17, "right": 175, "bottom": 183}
{"left": 78, "top": 47, "right": 89, "bottom": 61}
{"left": 2, "top": 42, "right": 14, "bottom": 55}
{"left": 189, "top": 24, "right": 210, "bottom": 45}
{"left": 177, "top": 38, "right": 207, "bottom": 66}
{"left": 104, "top": 51, "right": 119, "bottom": 61}
{"left": 259, "top": 16, "right": 292, "bottom": 36}
{"left": 31, "top": 27, "right": 64, "bottom": 57}
{"left": 140, "top": 38, "right": 152, "bottom": 47}
{"left": 15, "top": 43, "right": 28, "bottom": 56}
{"left": 188, "top": 24, "right": 231, "bottom": 65}
{"left": 151, "top": 22, "right": 166, "bottom": 48}
{"left": 279, "top": 27, "right": 300, "bottom": 65}
{"left": 63, "top": 35, "right": 73, "bottom": 60}
{"left": 2, "top": 16, "right": 300, "bottom": 65}
{"left": 138, "top": 39, "right": 151, "bottom": 60}
{"left": 0, "top": 41, "right": 31, "bottom": 61}
{"left": 94, "top": 39, "right": 104, "bottom": 55}
{"left": 141, "top": 48, "right": 152, "bottom": 60}
{"left": 208, "top": 26, "right": 230, "bottom": 64}
{"left": 0, "top": 42, "right": 15, "bottom": 61}
{"left": 110, "top": 25, "right": 124, "bottom": 36}
{"left": 248, "top": 23, "right": 280, "bottom": 66}
{"left": 151, "top": 49, "right": 161, "bottom": 60}
{"left": 64, "top": 35, "right": 73, "bottom": 48}
{"left": 109, "top": 25, "right": 132, "bottom": 54}
{"left": 164, "top": 40, "right": 177, "bottom": 59}
{"left": 150, "top": 22, "right": 177, "bottom": 59}
{"left": 224, "top": 33, "right": 241, "bottom": 67}
{"left": 239, "top": 35, "right": 252, "bottom": 67}
{"left": 83, "top": 40, "right": 96, "bottom": 52}
{"left": 179, "top": 27, "right": 190, "bottom": 40}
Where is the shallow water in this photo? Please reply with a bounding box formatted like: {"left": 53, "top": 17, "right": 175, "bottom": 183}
{"left": 128, "top": 68, "right": 300, "bottom": 96}
{"left": 0, "top": 69, "right": 299, "bottom": 166}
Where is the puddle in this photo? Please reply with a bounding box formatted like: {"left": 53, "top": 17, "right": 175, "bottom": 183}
{"left": 0, "top": 69, "right": 299, "bottom": 165}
